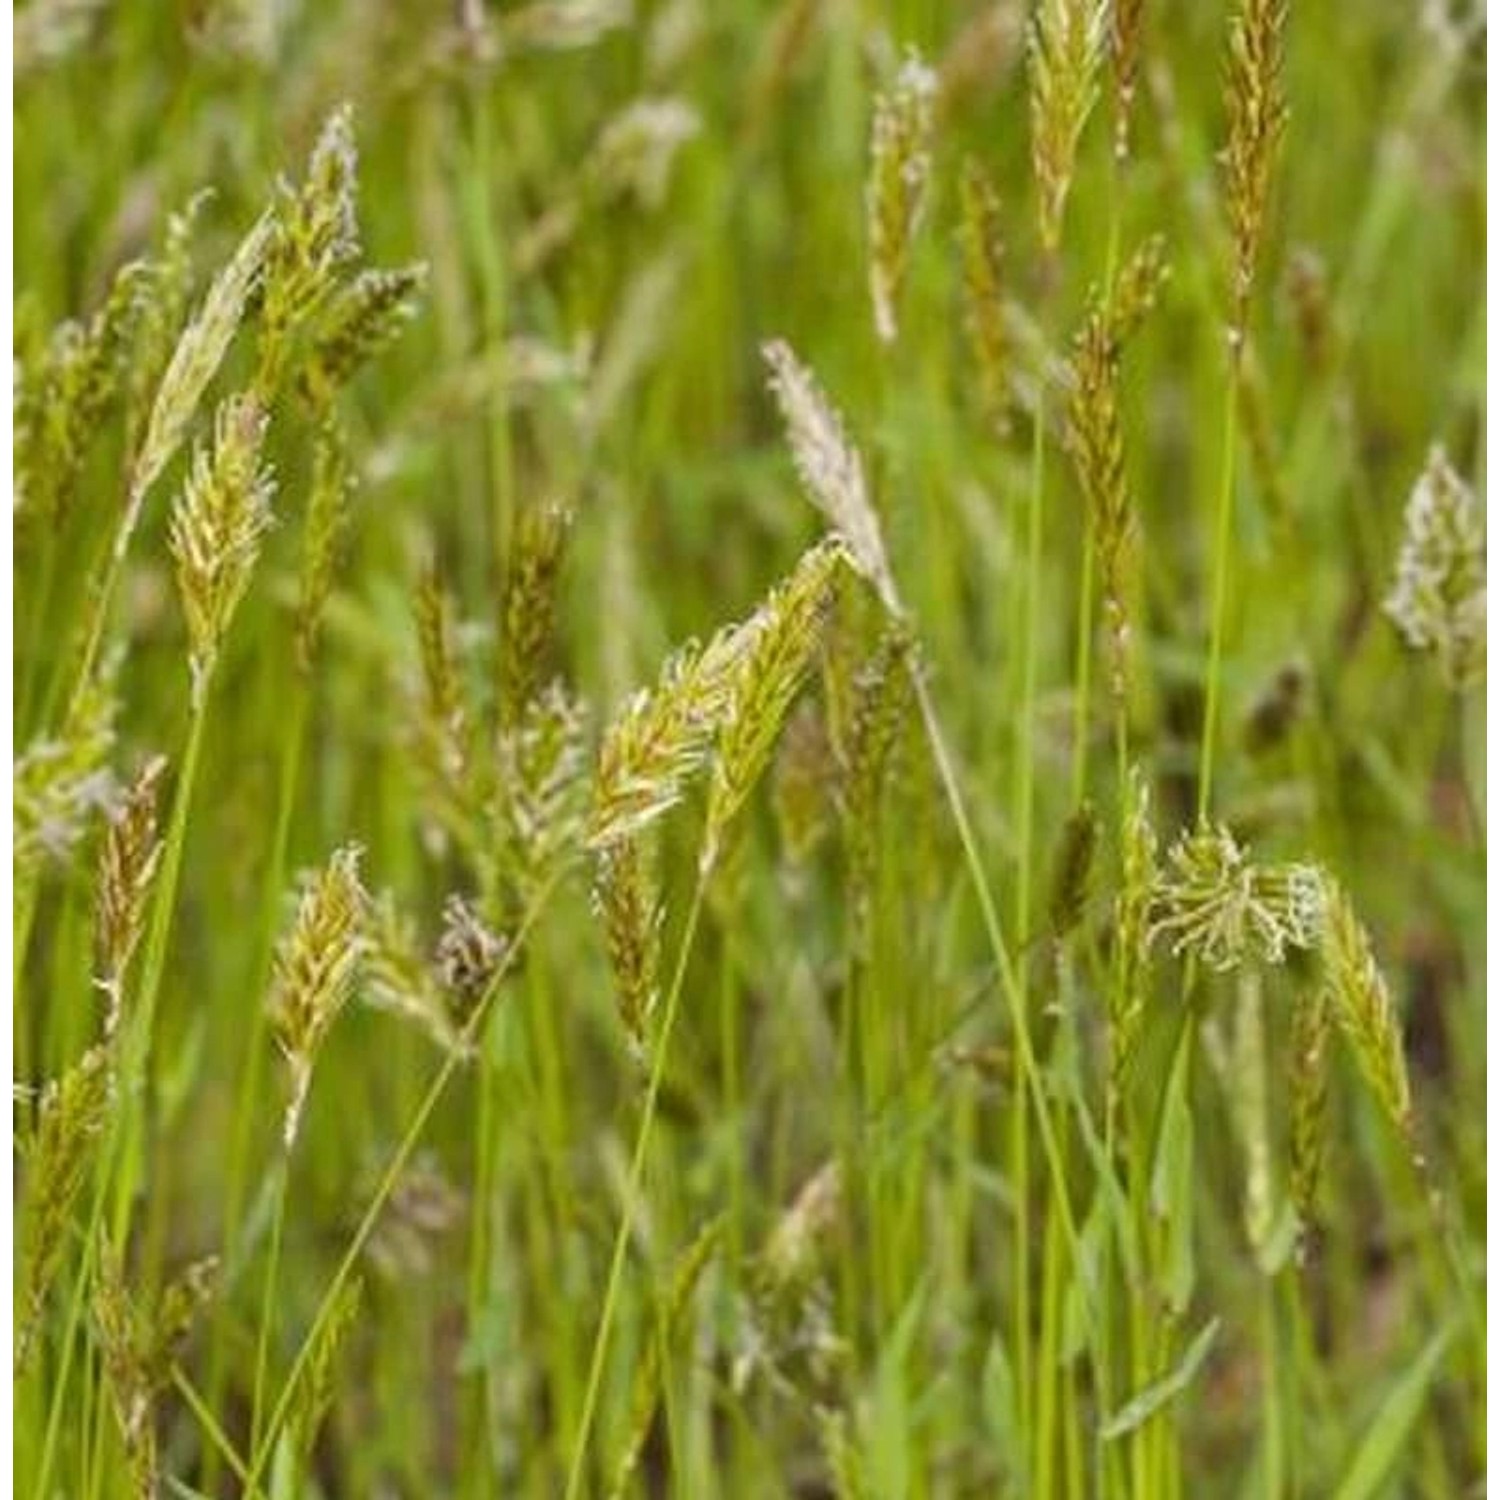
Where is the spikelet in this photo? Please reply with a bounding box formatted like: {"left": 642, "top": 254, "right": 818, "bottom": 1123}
{"left": 1048, "top": 801, "right": 1099, "bottom": 940}
{"left": 130, "top": 209, "right": 274, "bottom": 514}
{"left": 124, "top": 193, "right": 209, "bottom": 457}
{"left": 957, "top": 159, "right": 1011, "bottom": 434}
{"left": 91, "top": 1246, "right": 158, "bottom": 1500}
{"left": 839, "top": 626, "right": 917, "bottom": 954}
{"left": 819, "top": 1408, "right": 872, "bottom": 1500}
{"left": 761, "top": 1160, "right": 842, "bottom": 1292}
{"left": 15, "top": 0, "right": 111, "bottom": 76}
{"left": 258, "top": 104, "right": 362, "bottom": 384}
{"left": 1223, "top": 0, "right": 1289, "bottom": 342}
{"left": 1066, "top": 306, "right": 1131, "bottom": 707}
{"left": 1029, "top": 0, "right": 1106, "bottom": 254}
{"left": 296, "top": 418, "right": 355, "bottom": 675}
{"left": 866, "top": 51, "right": 937, "bottom": 345}
{"left": 434, "top": 894, "right": 508, "bottom": 1027}
{"left": 15, "top": 661, "right": 118, "bottom": 882}
{"left": 91, "top": 1248, "right": 218, "bottom": 1500}
{"left": 1106, "top": 233, "right": 1169, "bottom": 343}
{"left": 1288, "top": 968, "right": 1330, "bottom": 1230}
{"left": 1318, "top": 877, "right": 1413, "bottom": 1147}
{"left": 16, "top": 1044, "right": 112, "bottom": 1373}
{"left": 1109, "top": 764, "right": 1156, "bottom": 1114}
{"left": 1383, "top": 446, "right": 1485, "bottom": 690}
{"left": 268, "top": 846, "right": 368, "bottom": 1148}
{"left": 772, "top": 700, "right": 836, "bottom": 867}
{"left": 300, "top": 263, "right": 428, "bottom": 411}
{"left": 288, "top": 1277, "right": 362, "bottom": 1467}
{"left": 361, "top": 892, "right": 473, "bottom": 1059}
{"left": 167, "top": 392, "right": 277, "bottom": 707}
{"left": 491, "top": 682, "right": 589, "bottom": 906}
{"left": 1148, "top": 823, "right": 1323, "bottom": 971}
{"left": 499, "top": 500, "right": 574, "bottom": 723}
{"left": 412, "top": 562, "right": 482, "bottom": 849}
{"left": 590, "top": 97, "right": 703, "bottom": 210}
{"left": 593, "top": 836, "right": 663, "bottom": 1060}
{"left": 763, "top": 340, "right": 899, "bottom": 613}
{"left": 498, "top": 0, "right": 634, "bottom": 52}
{"left": 94, "top": 755, "right": 168, "bottom": 1040}
{"left": 588, "top": 618, "right": 755, "bottom": 849}
{"left": 609, "top": 1217, "right": 723, "bottom": 1500}
{"left": 1110, "top": 0, "right": 1147, "bottom": 162}
{"left": 705, "top": 540, "right": 846, "bottom": 861}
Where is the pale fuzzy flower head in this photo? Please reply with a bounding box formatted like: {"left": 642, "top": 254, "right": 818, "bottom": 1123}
{"left": 866, "top": 51, "right": 937, "bottom": 344}
{"left": 1148, "top": 823, "right": 1325, "bottom": 971}
{"left": 762, "top": 339, "right": 898, "bottom": 613}
{"left": 1383, "top": 445, "right": 1485, "bottom": 690}
{"left": 592, "top": 97, "right": 702, "bottom": 210}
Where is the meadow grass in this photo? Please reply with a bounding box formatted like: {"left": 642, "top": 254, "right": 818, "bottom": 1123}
{"left": 13, "top": 2, "right": 1485, "bottom": 1496}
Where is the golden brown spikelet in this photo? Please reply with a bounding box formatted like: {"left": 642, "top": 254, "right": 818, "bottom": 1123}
{"left": 1110, "top": 0, "right": 1147, "bottom": 163}
{"left": 499, "top": 499, "right": 575, "bottom": 724}
{"left": 268, "top": 845, "right": 368, "bottom": 1148}
{"left": 1317, "top": 877, "right": 1413, "bottom": 1148}
{"left": 705, "top": 540, "right": 847, "bottom": 863}
{"left": 1029, "top": 0, "right": 1106, "bottom": 254}
{"left": 295, "top": 417, "right": 356, "bottom": 676}
{"left": 258, "top": 103, "right": 363, "bottom": 387}
{"left": 957, "top": 159, "right": 1011, "bottom": 435}
{"left": 763, "top": 340, "right": 899, "bottom": 614}
{"left": 167, "top": 392, "right": 277, "bottom": 706}
{"left": 588, "top": 617, "right": 755, "bottom": 849}
{"left": 1288, "top": 969, "right": 1330, "bottom": 1232}
{"left": 16, "top": 1044, "right": 112, "bottom": 1374}
{"left": 592, "top": 836, "right": 663, "bottom": 1061}
{"left": 839, "top": 625, "right": 917, "bottom": 954}
{"left": 300, "top": 262, "right": 428, "bottom": 410}
{"left": 866, "top": 50, "right": 937, "bottom": 345}
{"left": 491, "top": 682, "right": 590, "bottom": 907}
{"left": 94, "top": 755, "right": 169, "bottom": 1039}
{"left": 435, "top": 894, "right": 509, "bottom": 1027}
{"left": 1109, "top": 764, "right": 1156, "bottom": 1114}
{"left": 1223, "top": 0, "right": 1289, "bottom": 342}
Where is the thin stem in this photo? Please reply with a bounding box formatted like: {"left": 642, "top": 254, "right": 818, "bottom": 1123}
{"left": 565, "top": 869, "right": 710, "bottom": 1500}
{"left": 243, "top": 876, "right": 560, "bottom": 1492}
{"left": 1197, "top": 357, "right": 1241, "bottom": 822}
{"left": 171, "top": 1364, "right": 261, "bottom": 1495}
{"left": 250, "top": 1154, "right": 292, "bottom": 1458}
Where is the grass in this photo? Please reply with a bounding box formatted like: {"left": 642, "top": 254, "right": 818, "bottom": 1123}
{"left": 13, "top": 2, "right": 1485, "bottom": 1497}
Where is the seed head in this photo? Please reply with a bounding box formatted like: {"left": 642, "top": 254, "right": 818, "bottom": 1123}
{"left": 300, "top": 262, "right": 428, "bottom": 411}
{"left": 296, "top": 418, "right": 356, "bottom": 675}
{"left": 268, "top": 845, "right": 368, "bottom": 1149}
{"left": 1148, "top": 822, "right": 1323, "bottom": 970}
{"left": 763, "top": 339, "right": 898, "bottom": 613}
{"left": 957, "top": 159, "right": 1011, "bottom": 435}
{"left": 866, "top": 51, "right": 937, "bottom": 345}
{"left": 592, "top": 836, "right": 663, "bottom": 1062}
{"left": 1029, "top": 0, "right": 1106, "bottom": 254}
{"left": 168, "top": 392, "right": 277, "bottom": 706}
{"left": 498, "top": 499, "right": 574, "bottom": 724}
{"left": 1383, "top": 446, "right": 1485, "bottom": 690}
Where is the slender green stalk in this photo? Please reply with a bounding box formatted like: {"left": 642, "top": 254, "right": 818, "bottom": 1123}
{"left": 201, "top": 677, "right": 309, "bottom": 1492}
{"left": 172, "top": 1364, "right": 260, "bottom": 1493}
{"left": 243, "top": 876, "right": 561, "bottom": 1492}
{"left": 1197, "top": 365, "right": 1241, "bottom": 822}
{"left": 250, "top": 1154, "right": 292, "bottom": 1457}
{"left": 565, "top": 871, "right": 710, "bottom": 1500}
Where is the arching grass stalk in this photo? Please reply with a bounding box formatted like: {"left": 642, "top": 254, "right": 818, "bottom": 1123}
{"left": 249, "top": 1153, "right": 292, "bottom": 1457}
{"left": 565, "top": 868, "right": 710, "bottom": 1500}
{"left": 243, "top": 874, "right": 562, "bottom": 1493}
